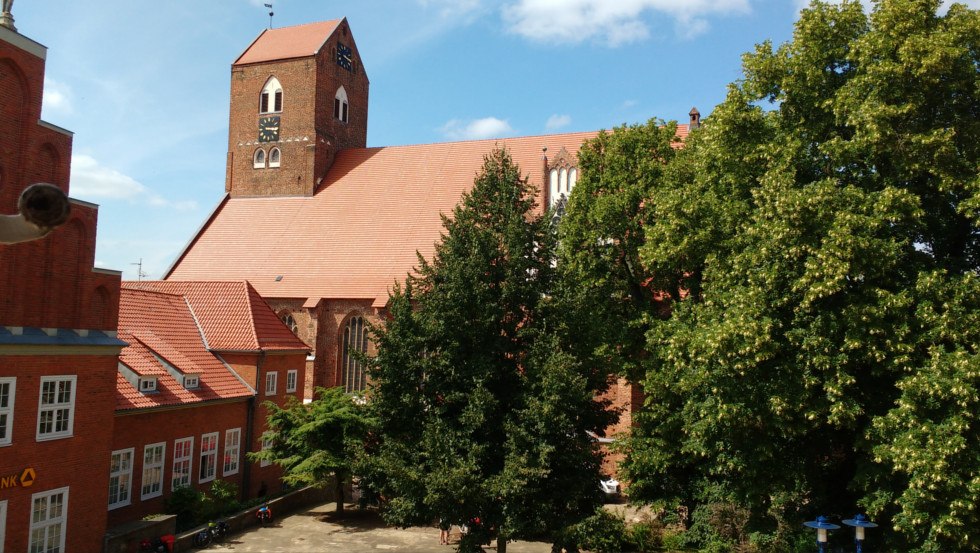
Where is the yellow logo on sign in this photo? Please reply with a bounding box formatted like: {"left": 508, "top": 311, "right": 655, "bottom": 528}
{"left": 20, "top": 467, "right": 36, "bottom": 487}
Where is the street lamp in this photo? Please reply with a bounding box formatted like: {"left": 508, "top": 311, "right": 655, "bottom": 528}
{"left": 803, "top": 516, "right": 840, "bottom": 553}
{"left": 843, "top": 514, "right": 878, "bottom": 553}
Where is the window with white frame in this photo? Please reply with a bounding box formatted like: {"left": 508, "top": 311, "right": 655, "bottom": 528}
{"left": 199, "top": 432, "right": 218, "bottom": 483}
{"left": 29, "top": 487, "right": 68, "bottom": 553}
{"left": 253, "top": 148, "right": 266, "bottom": 169}
{"left": 172, "top": 437, "right": 193, "bottom": 490}
{"left": 108, "top": 448, "right": 134, "bottom": 509}
{"left": 269, "top": 147, "right": 281, "bottom": 168}
{"left": 265, "top": 372, "right": 278, "bottom": 396}
{"left": 36, "top": 376, "right": 76, "bottom": 441}
{"left": 286, "top": 370, "right": 298, "bottom": 393}
{"left": 139, "top": 377, "right": 157, "bottom": 393}
{"left": 141, "top": 442, "right": 166, "bottom": 500}
{"left": 0, "top": 377, "right": 15, "bottom": 446}
{"left": 259, "top": 77, "right": 283, "bottom": 114}
{"left": 260, "top": 435, "right": 273, "bottom": 467}
{"left": 342, "top": 316, "right": 367, "bottom": 393}
{"left": 183, "top": 375, "right": 200, "bottom": 389}
{"left": 223, "top": 428, "right": 241, "bottom": 476}
{"left": 334, "top": 86, "right": 349, "bottom": 123}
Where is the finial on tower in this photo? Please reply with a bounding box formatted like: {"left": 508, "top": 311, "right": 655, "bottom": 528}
{"left": 263, "top": 3, "right": 274, "bottom": 29}
{"left": 1, "top": 0, "right": 16, "bottom": 32}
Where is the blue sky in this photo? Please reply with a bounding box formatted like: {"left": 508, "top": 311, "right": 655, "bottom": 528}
{"left": 10, "top": 0, "right": 976, "bottom": 279}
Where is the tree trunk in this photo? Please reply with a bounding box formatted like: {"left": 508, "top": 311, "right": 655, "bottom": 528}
{"left": 497, "top": 536, "right": 507, "bottom": 553}
{"left": 335, "top": 474, "right": 345, "bottom": 513}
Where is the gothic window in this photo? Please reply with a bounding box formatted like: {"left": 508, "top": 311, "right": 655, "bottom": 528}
{"left": 341, "top": 315, "right": 367, "bottom": 393}
{"left": 253, "top": 148, "right": 266, "bottom": 169}
{"left": 269, "top": 147, "right": 281, "bottom": 168}
{"left": 280, "top": 312, "right": 298, "bottom": 335}
{"left": 334, "top": 86, "right": 349, "bottom": 123}
{"left": 259, "top": 77, "right": 283, "bottom": 114}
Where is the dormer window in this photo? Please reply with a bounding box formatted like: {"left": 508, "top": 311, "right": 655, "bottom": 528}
{"left": 183, "top": 375, "right": 200, "bottom": 390}
{"left": 260, "top": 77, "right": 283, "bottom": 114}
{"left": 334, "top": 86, "right": 349, "bottom": 123}
{"left": 253, "top": 148, "right": 266, "bottom": 169}
{"left": 269, "top": 147, "right": 281, "bottom": 168}
{"left": 138, "top": 378, "right": 158, "bottom": 393}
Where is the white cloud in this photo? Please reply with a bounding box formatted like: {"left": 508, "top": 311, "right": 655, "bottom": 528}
{"left": 440, "top": 117, "right": 515, "bottom": 140}
{"left": 545, "top": 114, "right": 572, "bottom": 131}
{"left": 622, "top": 99, "right": 639, "bottom": 108}
{"left": 70, "top": 155, "right": 197, "bottom": 210}
{"left": 418, "top": 0, "right": 485, "bottom": 20}
{"left": 502, "top": 0, "right": 750, "bottom": 45}
{"left": 42, "top": 79, "right": 73, "bottom": 114}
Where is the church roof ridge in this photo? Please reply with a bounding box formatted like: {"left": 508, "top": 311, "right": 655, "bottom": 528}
{"left": 233, "top": 18, "right": 343, "bottom": 66}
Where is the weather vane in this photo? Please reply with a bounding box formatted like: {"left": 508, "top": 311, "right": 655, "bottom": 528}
{"left": 264, "top": 3, "right": 274, "bottom": 29}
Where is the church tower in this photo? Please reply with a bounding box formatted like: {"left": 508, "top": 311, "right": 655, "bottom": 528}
{"left": 226, "top": 18, "right": 369, "bottom": 197}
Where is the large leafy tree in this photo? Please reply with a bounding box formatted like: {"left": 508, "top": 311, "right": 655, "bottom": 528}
{"left": 593, "top": 0, "right": 980, "bottom": 551}
{"left": 365, "top": 148, "right": 614, "bottom": 552}
{"left": 250, "top": 386, "right": 372, "bottom": 513}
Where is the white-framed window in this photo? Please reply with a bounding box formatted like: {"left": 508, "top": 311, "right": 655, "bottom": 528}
{"left": 260, "top": 434, "right": 273, "bottom": 467}
{"left": 139, "top": 377, "right": 157, "bottom": 393}
{"left": 334, "top": 86, "right": 349, "bottom": 123}
{"left": 342, "top": 316, "right": 368, "bottom": 393}
{"left": 199, "top": 432, "right": 218, "bottom": 483}
{"left": 223, "top": 428, "right": 241, "bottom": 476}
{"left": 259, "top": 77, "right": 283, "bottom": 114}
{"left": 29, "top": 487, "right": 68, "bottom": 553}
{"left": 253, "top": 148, "right": 266, "bottom": 169}
{"left": 172, "top": 436, "right": 193, "bottom": 490}
{"left": 549, "top": 166, "right": 578, "bottom": 209}
{"left": 286, "top": 370, "right": 298, "bottom": 393}
{"left": 0, "top": 499, "right": 7, "bottom": 553}
{"left": 269, "top": 147, "right": 281, "bottom": 168}
{"left": 36, "top": 376, "right": 76, "bottom": 441}
{"left": 265, "top": 372, "right": 278, "bottom": 396}
{"left": 108, "top": 448, "right": 134, "bottom": 510}
{"left": 141, "top": 442, "right": 166, "bottom": 500}
{"left": 183, "top": 375, "right": 200, "bottom": 389}
{"left": 0, "top": 377, "right": 15, "bottom": 446}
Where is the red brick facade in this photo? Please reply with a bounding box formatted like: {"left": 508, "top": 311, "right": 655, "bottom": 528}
{"left": 1, "top": 24, "right": 123, "bottom": 553}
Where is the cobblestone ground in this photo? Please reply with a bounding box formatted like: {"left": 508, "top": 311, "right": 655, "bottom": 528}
{"left": 201, "top": 502, "right": 554, "bottom": 553}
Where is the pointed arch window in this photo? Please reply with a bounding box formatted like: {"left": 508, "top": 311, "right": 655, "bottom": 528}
{"left": 269, "top": 147, "right": 281, "bottom": 168}
{"left": 253, "top": 148, "right": 266, "bottom": 169}
{"left": 334, "top": 86, "right": 349, "bottom": 123}
{"left": 341, "top": 315, "right": 367, "bottom": 393}
{"left": 260, "top": 77, "right": 283, "bottom": 114}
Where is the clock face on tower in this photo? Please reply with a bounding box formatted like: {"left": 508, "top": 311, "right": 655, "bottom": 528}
{"left": 258, "top": 116, "right": 280, "bottom": 142}
{"left": 336, "top": 42, "right": 353, "bottom": 71}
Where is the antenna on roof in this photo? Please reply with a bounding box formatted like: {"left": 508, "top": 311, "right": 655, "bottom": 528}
{"left": 263, "top": 3, "right": 274, "bottom": 29}
{"left": 131, "top": 258, "right": 147, "bottom": 282}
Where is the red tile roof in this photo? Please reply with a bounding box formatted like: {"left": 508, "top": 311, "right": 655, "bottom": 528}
{"left": 166, "top": 129, "right": 689, "bottom": 305}
{"left": 234, "top": 20, "right": 341, "bottom": 66}
{"left": 122, "top": 281, "right": 308, "bottom": 352}
{"left": 116, "top": 288, "right": 254, "bottom": 412}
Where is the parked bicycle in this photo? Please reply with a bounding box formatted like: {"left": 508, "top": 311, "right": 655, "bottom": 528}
{"left": 256, "top": 503, "right": 273, "bottom": 525}
{"left": 192, "top": 520, "right": 228, "bottom": 548}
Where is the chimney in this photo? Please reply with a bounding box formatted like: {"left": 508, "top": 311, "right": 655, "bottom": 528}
{"left": 689, "top": 107, "right": 701, "bottom": 129}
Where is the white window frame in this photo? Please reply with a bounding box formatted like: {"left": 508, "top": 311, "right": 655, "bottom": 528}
{"left": 199, "top": 432, "right": 218, "bottom": 484}
{"left": 260, "top": 77, "right": 283, "bottom": 114}
{"left": 253, "top": 148, "right": 266, "bottom": 169}
{"left": 183, "top": 375, "right": 200, "bottom": 389}
{"left": 269, "top": 147, "right": 281, "bottom": 168}
{"left": 0, "top": 377, "right": 15, "bottom": 447}
{"left": 141, "top": 442, "right": 166, "bottom": 500}
{"left": 172, "top": 436, "right": 193, "bottom": 490}
{"left": 286, "top": 370, "right": 298, "bottom": 393}
{"left": 29, "top": 487, "right": 68, "bottom": 553}
{"left": 260, "top": 435, "right": 273, "bottom": 467}
{"left": 139, "top": 377, "right": 157, "bottom": 393}
{"left": 0, "top": 499, "right": 7, "bottom": 553}
{"left": 223, "top": 428, "right": 241, "bottom": 476}
{"left": 108, "top": 448, "right": 134, "bottom": 510}
{"left": 334, "top": 86, "right": 349, "bottom": 123}
{"left": 36, "top": 376, "right": 76, "bottom": 441}
{"left": 265, "top": 372, "right": 278, "bottom": 396}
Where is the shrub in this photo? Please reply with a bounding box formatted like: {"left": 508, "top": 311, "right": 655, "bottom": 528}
{"left": 627, "top": 519, "right": 664, "bottom": 552}
{"left": 573, "top": 508, "right": 628, "bottom": 553}
{"left": 166, "top": 486, "right": 204, "bottom": 531}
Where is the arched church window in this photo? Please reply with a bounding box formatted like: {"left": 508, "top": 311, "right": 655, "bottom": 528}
{"left": 269, "top": 147, "right": 281, "bottom": 168}
{"left": 259, "top": 77, "right": 283, "bottom": 114}
{"left": 253, "top": 148, "right": 266, "bottom": 169}
{"left": 334, "top": 86, "right": 349, "bottom": 123}
{"left": 569, "top": 168, "right": 578, "bottom": 192}
{"left": 279, "top": 312, "right": 298, "bottom": 335}
{"left": 549, "top": 169, "right": 559, "bottom": 208}
{"left": 341, "top": 315, "right": 367, "bottom": 393}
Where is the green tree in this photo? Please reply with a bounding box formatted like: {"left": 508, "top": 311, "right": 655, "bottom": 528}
{"left": 249, "top": 386, "right": 372, "bottom": 513}
{"left": 365, "top": 148, "right": 614, "bottom": 552}
{"left": 598, "top": 0, "right": 980, "bottom": 550}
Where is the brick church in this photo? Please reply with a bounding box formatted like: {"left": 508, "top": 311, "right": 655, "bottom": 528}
{"left": 165, "top": 19, "right": 694, "bottom": 458}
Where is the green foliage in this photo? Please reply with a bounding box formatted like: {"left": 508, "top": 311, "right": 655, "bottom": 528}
{"left": 366, "top": 148, "right": 615, "bottom": 551}
{"left": 606, "top": 0, "right": 980, "bottom": 551}
{"left": 166, "top": 486, "right": 204, "bottom": 531}
{"left": 165, "top": 480, "right": 241, "bottom": 531}
{"left": 571, "top": 508, "right": 629, "bottom": 553}
{"left": 249, "top": 386, "right": 373, "bottom": 512}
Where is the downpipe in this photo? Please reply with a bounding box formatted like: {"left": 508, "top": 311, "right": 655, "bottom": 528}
{"left": 0, "top": 183, "right": 71, "bottom": 244}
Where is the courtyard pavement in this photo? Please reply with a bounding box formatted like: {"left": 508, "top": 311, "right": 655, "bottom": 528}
{"left": 199, "top": 502, "right": 555, "bottom": 553}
